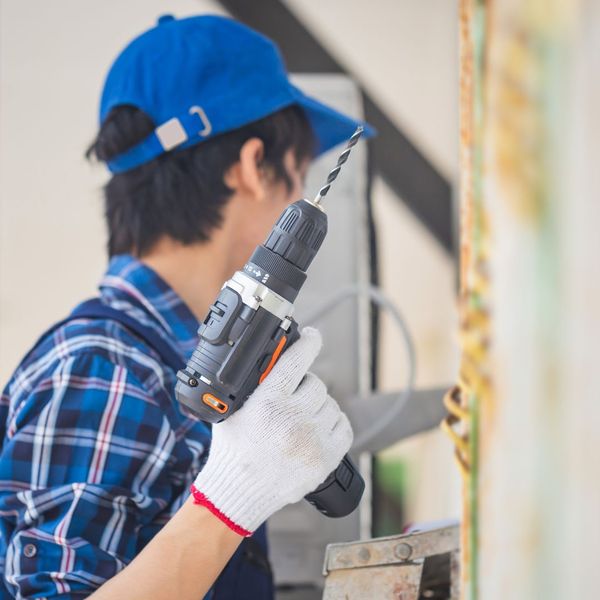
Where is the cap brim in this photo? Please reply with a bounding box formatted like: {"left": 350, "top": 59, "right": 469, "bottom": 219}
{"left": 290, "top": 86, "right": 376, "bottom": 156}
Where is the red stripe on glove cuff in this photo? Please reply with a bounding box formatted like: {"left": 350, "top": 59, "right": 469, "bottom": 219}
{"left": 190, "top": 484, "right": 253, "bottom": 538}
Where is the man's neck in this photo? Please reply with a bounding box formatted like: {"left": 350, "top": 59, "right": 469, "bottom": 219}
{"left": 140, "top": 234, "right": 234, "bottom": 323}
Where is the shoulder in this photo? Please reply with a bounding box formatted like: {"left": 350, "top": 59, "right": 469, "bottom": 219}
{"left": 3, "top": 316, "right": 176, "bottom": 434}
{"left": 11, "top": 317, "right": 169, "bottom": 397}
{"left": 2, "top": 313, "right": 208, "bottom": 446}
{"left": 4, "top": 349, "right": 174, "bottom": 443}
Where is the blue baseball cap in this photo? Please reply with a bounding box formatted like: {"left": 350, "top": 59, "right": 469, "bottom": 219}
{"left": 100, "top": 14, "right": 375, "bottom": 174}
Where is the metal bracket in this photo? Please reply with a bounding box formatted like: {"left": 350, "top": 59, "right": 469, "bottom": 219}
{"left": 322, "top": 524, "right": 460, "bottom": 599}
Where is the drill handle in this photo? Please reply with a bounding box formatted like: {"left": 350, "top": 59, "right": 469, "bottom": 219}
{"left": 305, "top": 454, "right": 364, "bottom": 518}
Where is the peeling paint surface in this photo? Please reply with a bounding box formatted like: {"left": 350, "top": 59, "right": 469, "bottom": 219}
{"left": 455, "top": 1, "right": 589, "bottom": 599}
{"left": 455, "top": 1, "right": 491, "bottom": 598}
{"left": 475, "top": 1, "right": 588, "bottom": 599}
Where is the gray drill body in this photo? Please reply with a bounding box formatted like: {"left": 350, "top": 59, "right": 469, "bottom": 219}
{"left": 175, "top": 129, "right": 365, "bottom": 518}
{"left": 175, "top": 198, "right": 323, "bottom": 422}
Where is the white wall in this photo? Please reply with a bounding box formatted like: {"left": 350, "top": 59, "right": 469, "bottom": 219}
{"left": 285, "top": 0, "right": 462, "bottom": 523}
{"left": 373, "top": 178, "right": 460, "bottom": 523}
{"left": 284, "top": 0, "right": 459, "bottom": 179}
{"left": 0, "top": 0, "right": 227, "bottom": 379}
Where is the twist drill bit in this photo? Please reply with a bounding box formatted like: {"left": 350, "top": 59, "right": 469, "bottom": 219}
{"left": 313, "top": 126, "right": 364, "bottom": 205}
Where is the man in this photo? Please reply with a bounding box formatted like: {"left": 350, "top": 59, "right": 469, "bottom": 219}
{"left": 0, "top": 14, "right": 371, "bottom": 599}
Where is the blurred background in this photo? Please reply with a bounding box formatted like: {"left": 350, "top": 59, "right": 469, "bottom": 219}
{"left": 0, "top": 0, "right": 461, "bottom": 596}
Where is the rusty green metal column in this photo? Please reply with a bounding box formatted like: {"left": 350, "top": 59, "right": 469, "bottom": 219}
{"left": 455, "top": 0, "right": 598, "bottom": 598}
{"left": 455, "top": 0, "right": 488, "bottom": 597}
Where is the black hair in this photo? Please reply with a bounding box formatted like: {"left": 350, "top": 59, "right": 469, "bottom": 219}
{"left": 87, "top": 105, "right": 316, "bottom": 257}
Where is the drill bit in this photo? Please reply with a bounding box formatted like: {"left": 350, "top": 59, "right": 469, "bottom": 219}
{"left": 313, "top": 126, "right": 364, "bottom": 205}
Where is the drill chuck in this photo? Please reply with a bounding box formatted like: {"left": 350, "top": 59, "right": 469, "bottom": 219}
{"left": 264, "top": 199, "right": 327, "bottom": 270}
{"left": 242, "top": 199, "right": 327, "bottom": 302}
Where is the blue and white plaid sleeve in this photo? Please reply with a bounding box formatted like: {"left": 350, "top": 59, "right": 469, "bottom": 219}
{"left": 0, "top": 352, "right": 180, "bottom": 598}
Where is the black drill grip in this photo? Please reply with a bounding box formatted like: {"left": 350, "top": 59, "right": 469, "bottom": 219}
{"left": 305, "top": 455, "right": 364, "bottom": 518}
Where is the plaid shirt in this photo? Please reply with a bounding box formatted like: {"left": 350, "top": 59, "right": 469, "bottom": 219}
{"left": 0, "top": 255, "right": 212, "bottom": 598}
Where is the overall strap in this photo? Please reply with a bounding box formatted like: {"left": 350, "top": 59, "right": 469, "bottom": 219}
{"left": 69, "top": 298, "right": 185, "bottom": 372}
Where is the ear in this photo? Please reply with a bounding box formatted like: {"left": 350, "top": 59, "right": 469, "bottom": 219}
{"left": 223, "top": 138, "right": 267, "bottom": 203}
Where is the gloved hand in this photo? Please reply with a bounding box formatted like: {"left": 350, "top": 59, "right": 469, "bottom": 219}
{"left": 190, "top": 327, "right": 353, "bottom": 537}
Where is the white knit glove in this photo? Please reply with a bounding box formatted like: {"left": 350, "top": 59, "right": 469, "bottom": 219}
{"left": 190, "top": 327, "right": 353, "bottom": 536}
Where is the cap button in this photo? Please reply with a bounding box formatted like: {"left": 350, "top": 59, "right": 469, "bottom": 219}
{"left": 157, "top": 14, "right": 175, "bottom": 26}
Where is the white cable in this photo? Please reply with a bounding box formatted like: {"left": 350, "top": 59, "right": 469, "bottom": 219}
{"left": 303, "top": 284, "right": 416, "bottom": 451}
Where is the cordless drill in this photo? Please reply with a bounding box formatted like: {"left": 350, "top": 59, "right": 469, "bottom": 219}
{"left": 175, "top": 128, "right": 365, "bottom": 518}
